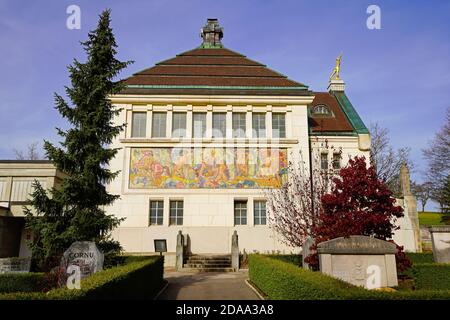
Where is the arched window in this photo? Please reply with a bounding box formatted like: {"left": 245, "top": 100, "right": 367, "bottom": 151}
{"left": 311, "top": 104, "right": 332, "bottom": 116}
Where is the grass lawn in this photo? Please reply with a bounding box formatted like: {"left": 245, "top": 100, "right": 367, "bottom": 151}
{"left": 418, "top": 211, "right": 444, "bottom": 226}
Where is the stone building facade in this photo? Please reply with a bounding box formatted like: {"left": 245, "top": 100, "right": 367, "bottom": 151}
{"left": 106, "top": 19, "right": 380, "bottom": 261}
{"left": 0, "top": 160, "right": 65, "bottom": 258}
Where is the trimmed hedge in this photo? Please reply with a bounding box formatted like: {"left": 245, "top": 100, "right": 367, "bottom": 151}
{"left": 264, "top": 254, "right": 302, "bottom": 267}
{"left": 0, "top": 273, "right": 45, "bottom": 293}
{"left": 249, "top": 254, "right": 450, "bottom": 300}
{"left": 249, "top": 255, "right": 379, "bottom": 299}
{"left": 409, "top": 264, "right": 450, "bottom": 290}
{"left": 406, "top": 252, "right": 434, "bottom": 265}
{"left": 0, "top": 256, "right": 164, "bottom": 300}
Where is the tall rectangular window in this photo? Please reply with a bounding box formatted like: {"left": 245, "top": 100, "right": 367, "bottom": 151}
{"left": 149, "top": 200, "right": 164, "bottom": 226}
{"left": 252, "top": 113, "right": 266, "bottom": 138}
{"left": 332, "top": 153, "right": 341, "bottom": 170}
{"left": 169, "top": 200, "right": 183, "bottom": 225}
{"left": 232, "top": 113, "right": 246, "bottom": 138}
{"left": 131, "top": 112, "right": 147, "bottom": 138}
{"left": 272, "top": 113, "right": 286, "bottom": 138}
{"left": 172, "top": 112, "right": 187, "bottom": 138}
{"left": 152, "top": 112, "right": 166, "bottom": 138}
{"left": 321, "top": 153, "right": 328, "bottom": 170}
{"left": 234, "top": 201, "right": 247, "bottom": 225}
{"left": 212, "top": 113, "right": 226, "bottom": 138}
{"left": 254, "top": 201, "right": 267, "bottom": 225}
{"left": 192, "top": 113, "right": 206, "bottom": 138}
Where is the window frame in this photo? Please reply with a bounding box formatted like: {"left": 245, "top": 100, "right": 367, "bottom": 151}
{"left": 169, "top": 200, "right": 184, "bottom": 226}
{"left": 172, "top": 112, "right": 187, "bottom": 138}
{"left": 332, "top": 153, "right": 342, "bottom": 170}
{"left": 232, "top": 113, "right": 247, "bottom": 138}
{"left": 272, "top": 113, "right": 286, "bottom": 138}
{"left": 212, "top": 113, "right": 227, "bottom": 138}
{"left": 252, "top": 113, "right": 266, "bottom": 138}
{"left": 149, "top": 200, "right": 164, "bottom": 226}
{"left": 151, "top": 112, "right": 167, "bottom": 138}
{"left": 253, "top": 200, "right": 267, "bottom": 225}
{"left": 131, "top": 112, "right": 147, "bottom": 138}
{"left": 192, "top": 112, "right": 207, "bottom": 138}
{"left": 234, "top": 200, "right": 247, "bottom": 225}
{"left": 320, "top": 153, "right": 329, "bottom": 170}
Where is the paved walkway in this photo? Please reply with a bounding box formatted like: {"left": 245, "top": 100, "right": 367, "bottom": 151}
{"left": 157, "top": 269, "right": 260, "bottom": 300}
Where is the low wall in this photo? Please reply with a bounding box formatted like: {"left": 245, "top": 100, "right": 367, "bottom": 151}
{"left": 0, "top": 257, "right": 31, "bottom": 274}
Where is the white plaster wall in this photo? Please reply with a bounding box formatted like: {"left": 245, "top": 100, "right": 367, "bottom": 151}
{"left": 106, "top": 100, "right": 310, "bottom": 254}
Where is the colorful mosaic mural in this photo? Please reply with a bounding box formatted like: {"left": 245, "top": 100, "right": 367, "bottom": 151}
{"left": 129, "top": 148, "right": 288, "bottom": 189}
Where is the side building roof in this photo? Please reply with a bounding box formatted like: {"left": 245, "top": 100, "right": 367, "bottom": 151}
{"left": 308, "top": 92, "right": 369, "bottom": 136}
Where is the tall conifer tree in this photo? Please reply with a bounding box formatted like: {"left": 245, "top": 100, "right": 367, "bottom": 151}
{"left": 25, "top": 10, "right": 132, "bottom": 270}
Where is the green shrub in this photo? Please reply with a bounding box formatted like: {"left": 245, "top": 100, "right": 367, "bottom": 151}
{"left": 409, "top": 264, "right": 450, "bottom": 290}
{"left": 0, "top": 256, "right": 164, "bottom": 300}
{"left": 0, "top": 273, "right": 45, "bottom": 293}
{"left": 406, "top": 252, "right": 434, "bottom": 265}
{"left": 248, "top": 254, "right": 450, "bottom": 300}
{"left": 264, "top": 254, "right": 302, "bottom": 267}
{"left": 249, "top": 254, "right": 379, "bottom": 300}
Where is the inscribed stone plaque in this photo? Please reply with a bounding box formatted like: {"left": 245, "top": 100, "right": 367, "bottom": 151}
{"left": 61, "top": 241, "right": 104, "bottom": 279}
{"left": 430, "top": 226, "right": 450, "bottom": 263}
{"left": 317, "top": 236, "right": 398, "bottom": 289}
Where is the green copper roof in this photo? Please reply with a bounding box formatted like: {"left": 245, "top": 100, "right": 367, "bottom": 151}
{"left": 333, "top": 92, "right": 369, "bottom": 134}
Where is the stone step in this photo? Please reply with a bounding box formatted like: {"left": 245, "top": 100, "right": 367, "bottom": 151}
{"left": 186, "top": 259, "right": 231, "bottom": 264}
{"left": 187, "top": 255, "right": 231, "bottom": 260}
{"left": 181, "top": 267, "right": 235, "bottom": 273}
{"left": 184, "top": 263, "right": 231, "bottom": 268}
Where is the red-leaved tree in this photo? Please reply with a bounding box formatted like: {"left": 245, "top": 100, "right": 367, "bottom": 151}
{"left": 306, "top": 156, "right": 412, "bottom": 272}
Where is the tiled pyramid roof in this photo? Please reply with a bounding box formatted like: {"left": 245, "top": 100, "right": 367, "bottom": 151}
{"left": 121, "top": 47, "right": 310, "bottom": 96}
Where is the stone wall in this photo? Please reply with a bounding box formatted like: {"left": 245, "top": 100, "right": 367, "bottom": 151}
{"left": 0, "top": 257, "right": 31, "bottom": 273}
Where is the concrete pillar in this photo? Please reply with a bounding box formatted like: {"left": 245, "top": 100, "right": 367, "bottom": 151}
{"left": 246, "top": 105, "right": 252, "bottom": 139}
{"left": 146, "top": 109, "right": 153, "bottom": 138}
{"left": 166, "top": 107, "right": 173, "bottom": 138}
{"left": 206, "top": 106, "right": 213, "bottom": 139}
{"left": 186, "top": 106, "right": 193, "bottom": 139}
{"left": 266, "top": 106, "right": 272, "bottom": 139}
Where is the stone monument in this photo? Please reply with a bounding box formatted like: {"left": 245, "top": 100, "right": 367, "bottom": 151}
{"left": 231, "top": 230, "right": 239, "bottom": 271}
{"left": 396, "top": 163, "right": 422, "bottom": 252}
{"left": 61, "top": 241, "right": 104, "bottom": 279}
{"left": 176, "top": 230, "right": 184, "bottom": 271}
{"left": 317, "top": 236, "right": 398, "bottom": 289}
{"left": 429, "top": 226, "right": 450, "bottom": 263}
{"left": 302, "top": 236, "right": 315, "bottom": 270}
{"left": 0, "top": 257, "right": 31, "bottom": 274}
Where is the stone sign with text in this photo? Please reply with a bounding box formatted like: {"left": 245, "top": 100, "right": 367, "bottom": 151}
{"left": 61, "top": 241, "right": 104, "bottom": 279}
{"left": 429, "top": 226, "right": 450, "bottom": 263}
{"left": 317, "top": 236, "right": 398, "bottom": 289}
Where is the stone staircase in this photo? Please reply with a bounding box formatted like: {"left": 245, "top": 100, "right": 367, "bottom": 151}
{"left": 183, "top": 254, "right": 234, "bottom": 272}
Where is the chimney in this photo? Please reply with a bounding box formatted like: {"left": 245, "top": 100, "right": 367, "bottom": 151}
{"left": 200, "top": 18, "right": 224, "bottom": 48}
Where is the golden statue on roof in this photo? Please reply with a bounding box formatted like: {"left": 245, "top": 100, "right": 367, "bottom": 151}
{"left": 330, "top": 52, "right": 343, "bottom": 80}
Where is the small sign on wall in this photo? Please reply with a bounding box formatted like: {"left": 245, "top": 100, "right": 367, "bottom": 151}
{"left": 154, "top": 239, "right": 167, "bottom": 255}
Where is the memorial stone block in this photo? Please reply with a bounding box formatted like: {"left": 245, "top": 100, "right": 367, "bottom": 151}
{"left": 317, "top": 236, "right": 398, "bottom": 289}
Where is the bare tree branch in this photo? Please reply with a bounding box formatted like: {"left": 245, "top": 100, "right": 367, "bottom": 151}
{"left": 12, "top": 142, "right": 43, "bottom": 160}
{"left": 369, "top": 122, "right": 414, "bottom": 195}
{"left": 265, "top": 139, "right": 340, "bottom": 247}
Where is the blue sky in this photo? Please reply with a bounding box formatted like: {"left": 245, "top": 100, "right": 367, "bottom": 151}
{"left": 0, "top": 0, "right": 449, "bottom": 189}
